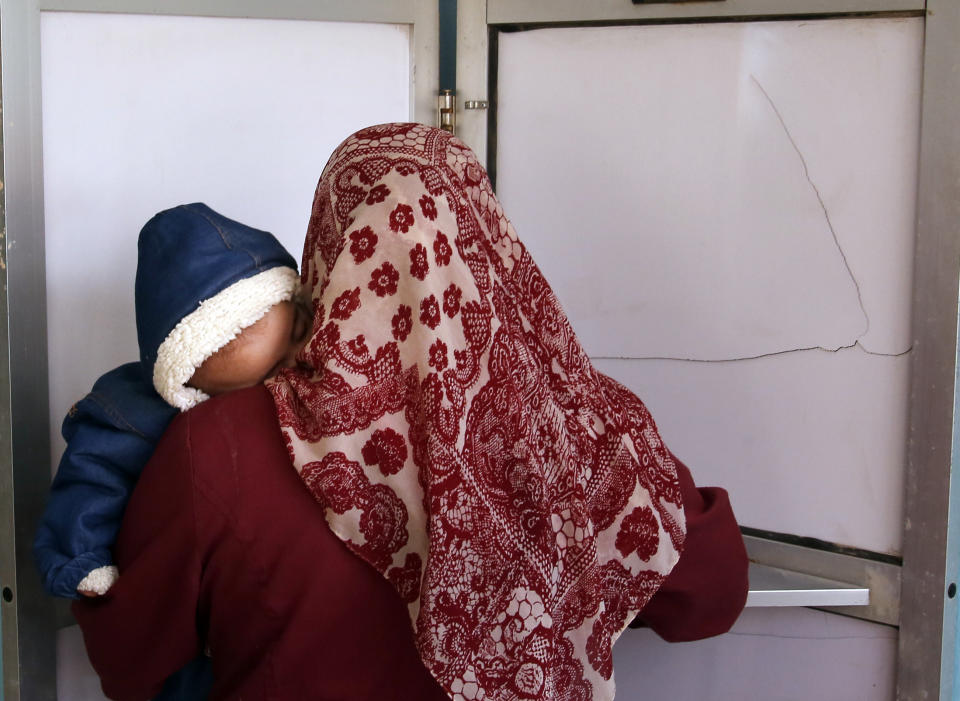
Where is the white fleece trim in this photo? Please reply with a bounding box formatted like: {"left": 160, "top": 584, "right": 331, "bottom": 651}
{"left": 154, "top": 266, "right": 299, "bottom": 411}
{"left": 77, "top": 565, "right": 119, "bottom": 596}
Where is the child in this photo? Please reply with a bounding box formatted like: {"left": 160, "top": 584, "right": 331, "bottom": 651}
{"left": 33, "top": 203, "right": 309, "bottom": 698}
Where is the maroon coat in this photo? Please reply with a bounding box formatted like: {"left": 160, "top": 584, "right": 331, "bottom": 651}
{"left": 73, "top": 385, "right": 747, "bottom": 700}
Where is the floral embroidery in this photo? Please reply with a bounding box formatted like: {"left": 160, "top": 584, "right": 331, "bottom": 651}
{"left": 410, "top": 243, "right": 429, "bottom": 281}
{"left": 615, "top": 505, "right": 660, "bottom": 561}
{"left": 389, "top": 203, "right": 415, "bottom": 233}
{"left": 362, "top": 427, "right": 408, "bottom": 476}
{"left": 347, "top": 334, "right": 370, "bottom": 357}
{"left": 428, "top": 339, "right": 448, "bottom": 371}
{"left": 586, "top": 619, "right": 613, "bottom": 680}
{"left": 366, "top": 183, "right": 390, "bottom": 205}
{"left": 348, "top": 226, "right": 378, "bottom": 264}
{"left": 513, "top": 663, "right": 545, "bottom": 697}
{"left": 392, "top": 304, "right": 413, "bottom": 342}
{"left": 329, "top": 287, "right": 361, "bottom": 320}
{"left": 368, "top": 262, "right": 399, "bottom": 297}
{"left": 420, "top": 295, "right": 440, "bottom": 329}
{"left": 419, "top": 194, "right": 438, "bottom": 221}
{"left": 443, "top": 283, "right": 462, "bottom": 318}
{"left": 434, "top": 231, "right": 452, "bottom": 266}
{"left": 387, "top": 553, "right": 423, "bottom": 603}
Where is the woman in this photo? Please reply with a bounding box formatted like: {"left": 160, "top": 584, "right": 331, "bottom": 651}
{"left": 74, "top": 124, "right": 747, "bottom": 700}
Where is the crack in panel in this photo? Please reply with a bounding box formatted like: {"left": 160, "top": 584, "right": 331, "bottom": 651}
{"left": 593, "top": 342, "right": 913, "bottom": 365}
{"left": 612, "top": 78, "right": 911, "bottom": 364}
{"left": 751, "top": 75, "right": 872, "bottom": 344}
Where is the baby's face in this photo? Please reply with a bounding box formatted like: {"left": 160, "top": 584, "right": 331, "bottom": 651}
{"left": 188, "top": 299, "right": 311, "bottom": 396}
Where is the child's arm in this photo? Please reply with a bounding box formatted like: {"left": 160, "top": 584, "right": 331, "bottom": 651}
{"left": 33, "top": 364, "right": 171, "bottom": 599}
{"left": 72, "top": 410, "right": 203, "bottom": 701}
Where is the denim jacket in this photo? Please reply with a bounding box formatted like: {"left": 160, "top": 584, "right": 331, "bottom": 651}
{"left": 34, "top": 362, "right": 176, "bottom": 599}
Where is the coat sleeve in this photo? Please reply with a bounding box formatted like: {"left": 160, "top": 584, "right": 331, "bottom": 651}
{"left": 33, "top": 396, "right": 156, "bottom": 599}
{"left": 71, "top": 413, "right": 203, "bottom": 701}
{"left": 632, "top": 454, "right": 749, "bottom": 642}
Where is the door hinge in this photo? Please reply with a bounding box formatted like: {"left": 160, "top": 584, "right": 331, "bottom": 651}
{"left": 438, "top": 89, "right": 456, "bottom": 134}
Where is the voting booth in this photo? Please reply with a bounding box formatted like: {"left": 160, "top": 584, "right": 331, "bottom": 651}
{"left": 1, "top": 1, "right": 957, "bottom": 699}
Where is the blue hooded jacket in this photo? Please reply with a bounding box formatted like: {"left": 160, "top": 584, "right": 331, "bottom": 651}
{"left": 33, "top": 203, "right": 297, "bottom": 700}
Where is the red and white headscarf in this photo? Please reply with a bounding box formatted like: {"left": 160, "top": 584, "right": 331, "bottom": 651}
{"left": 269, "top": 124, "right": 686, "bottom": 700}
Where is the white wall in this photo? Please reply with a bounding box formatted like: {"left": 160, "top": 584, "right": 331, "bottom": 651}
{"left": 497, "top": 17, "right": 922, "bottom": 556}
{"left": 614, "top": 608, "right": 897, "bottom": 700}
{"left": 40, "top": 13, "right": 412, "bottom": 699}
{"left": 41, "top": 11, "right": 411, "bottom": 467}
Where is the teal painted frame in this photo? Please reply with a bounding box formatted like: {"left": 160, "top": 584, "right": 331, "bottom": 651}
{"left": 943, "top": 282, "right": 960, "bottom": 701}
{"left": 946, "top": 303, "right": 960, "bottom": 700}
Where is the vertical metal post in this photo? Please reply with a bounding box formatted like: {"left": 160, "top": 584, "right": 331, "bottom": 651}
{"left": 455, "top": 0, "right": 488, "bottom": 164}
{"left": 0, "top": 0, "right": 57, "bottom": 697}
{"left": 0, "top": 17, "right": 17, "bottom": 701}
{"left": 899, "top": 2, "right": 960, "bottom": 699}
{"left": 437, "top": 0, "right": 457, "bottom": 134}
{"left": 439, "top": 0, "right": 457, "bottom": 92}
{"left": 0, "top": 18, "right": 10, "bottom": 701}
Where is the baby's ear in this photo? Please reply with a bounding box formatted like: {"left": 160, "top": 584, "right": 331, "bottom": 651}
{"left": 293, "top": 286, "right": 311, "bottom": 308}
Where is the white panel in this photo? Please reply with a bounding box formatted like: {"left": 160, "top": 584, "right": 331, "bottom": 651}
{"left": 498, "top": 19, "right": 920, "bottom": 360}
{"left": 595, "top": 352, "right": 909, "bottom": 552}
{"left": 57, "top": 626, "right": 107, "bottom": 701}
{"left": 613, "top": 608, "right": 897, "bottom": 701}
{"left": 497, "top": 18, "right": 921, "bottom": 553}
{"left": 41, "top": 12, "right": 410, "bottom": 466}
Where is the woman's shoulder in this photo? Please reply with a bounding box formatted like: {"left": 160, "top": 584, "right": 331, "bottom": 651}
{"left": 183, "top": 383, "right": 278, "bottom": 431}
{"left": 172, "top": 383, "right": 289, "bottom": 505}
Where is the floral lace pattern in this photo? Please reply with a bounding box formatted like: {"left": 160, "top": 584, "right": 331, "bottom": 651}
{"left": 269, "top": 123, "right": 686, "bottom": 701}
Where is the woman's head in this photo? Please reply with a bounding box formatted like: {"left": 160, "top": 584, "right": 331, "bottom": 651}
{"left": 289, "top": 123, "right": 523, "bottom": 380}
{"left": 269, "top": 124, "right": 685, "bottom": 701}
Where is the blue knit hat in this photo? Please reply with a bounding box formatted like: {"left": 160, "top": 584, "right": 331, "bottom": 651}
{"left": 135, "top": 203, "right": 299, "bottom": 411}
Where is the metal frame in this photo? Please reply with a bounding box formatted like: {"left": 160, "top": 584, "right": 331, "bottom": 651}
{"left": 0, "top": 2, "right": 438, "bottom": 699}
{"left": 0, "top": 0, "right": 56, "bottom": 697}
{"left": 471, "top": 1, "right": 959, "bottom": 699}
{"left": 745, "top": 535, "right": 901, "bottom": 625}
{"left": 745, "top": 562, "right": 871, "bottom": 609}
{"left": 455, "top": 0, "right": 488, "bottom": 164}
{"left": 487, "top": 0, "right": 924, "bottom": 24}
{"left": 940, "top": 278, "right": 960, "bottom": 701}
{"left": 0, "top": 13, "right": 13, "bottom": 701}
{"left": 900, "top": 2, "right": 960, "bottom": 698}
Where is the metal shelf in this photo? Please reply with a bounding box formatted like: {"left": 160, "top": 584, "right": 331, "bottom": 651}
{"left": 746, "top": 562, "right": 870, "bottom": 608}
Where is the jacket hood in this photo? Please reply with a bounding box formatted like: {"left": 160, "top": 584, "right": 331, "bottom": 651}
{"left": 135, "top": 203, "right": 299, "bottom": 410}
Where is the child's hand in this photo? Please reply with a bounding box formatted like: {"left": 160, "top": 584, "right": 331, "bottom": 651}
{"left": 76, "top": 565, "right": 119, "bottom": 597}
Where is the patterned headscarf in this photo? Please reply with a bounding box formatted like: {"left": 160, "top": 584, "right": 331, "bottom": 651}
{"left": 269, "top": 124, "right": 686, "bottom": 700}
